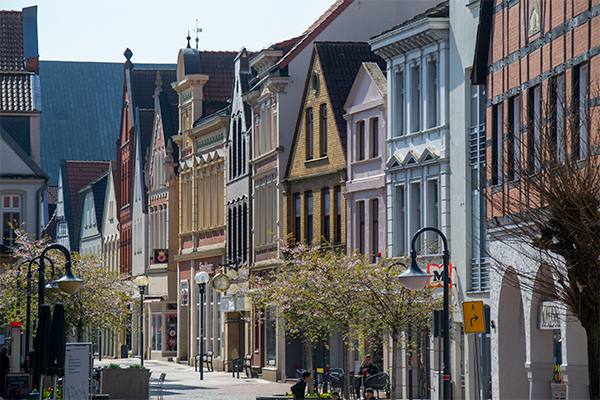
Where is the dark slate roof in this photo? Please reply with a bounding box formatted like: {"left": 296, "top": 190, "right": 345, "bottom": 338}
{"left": 199, "top": 51, "right": 237, "bottom": 102}
{"left": 315, "top": 42, "right": 385, "bottom": 152}
{"left": 61, "top": 160, "right": 110, "bottom": 250}
{"left": 1, "top": 116, "right": 29, "bottom": 155}
{"left": 131, "top": 68, "right": 177, "bottom": 110}
{"left": 157, "top": 89, "right": 179, "bottom": 163}
{"left": 1, "top": 72, "right": 34, "bottom": 111}
{"left": 0, "top": 10, "right": 24, "bottom": 72}
{"left": 39, "top": 61, "right": 175, "bottom": 184}
{"left": 371, "top": 0, "right": 449, "bottom": 40}
{"left": 138, "top": 108, "right": 155, "bottom": 160}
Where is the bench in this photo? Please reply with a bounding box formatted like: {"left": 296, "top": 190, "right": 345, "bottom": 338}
{"left": 232, "top": 354, "right": 253, "bottom": 378}
{"left": 194, "top": 351, "right": 214, "bottom": 372}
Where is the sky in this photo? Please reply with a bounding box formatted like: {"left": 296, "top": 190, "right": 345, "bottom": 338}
{"left": 3, "top": 0, "right": 338, "bottom": 63}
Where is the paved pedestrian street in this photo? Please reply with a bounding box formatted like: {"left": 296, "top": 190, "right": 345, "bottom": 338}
{"left": 94, "top": 358, "right": 292, "bottom": 399}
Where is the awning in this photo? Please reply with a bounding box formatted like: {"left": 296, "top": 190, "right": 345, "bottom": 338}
{"left": 143, "top": 297, "right": 163, "bottom": 304}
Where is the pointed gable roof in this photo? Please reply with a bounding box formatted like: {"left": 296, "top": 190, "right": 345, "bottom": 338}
{"left": 314, "top": 42, "right": 385, "bottom": 151}
{"left": 0, "top": 125, "right": 46, "bottom": 178}
{"left": 276, "top": 0, "right": 353, "bottom": 69}
{"left": 60, "top": 160, "right": 110, "bottom": 250}
{"left": 344, "top": 62, "right": 387, "bottom": 111}
{"left": 76, "top": 171, "right": 109, "bottom": 241}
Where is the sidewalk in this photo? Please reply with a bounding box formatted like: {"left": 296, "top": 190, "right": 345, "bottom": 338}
{"left": 94, "top": 357, "right": 292, "bottom": 399}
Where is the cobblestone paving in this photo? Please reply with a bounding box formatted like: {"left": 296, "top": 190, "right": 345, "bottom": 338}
{"left": 94, "top": 358, "right": 291, "bottom": 399}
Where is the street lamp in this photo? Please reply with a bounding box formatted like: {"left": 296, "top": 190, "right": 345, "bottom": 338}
{"left": 194, "top": 271, "right": 209, "bottom": 380}
{"left": 134, "top": 275, "right": 149, "bottom": 366}
{"left": 398, "top": 227, "right": 450, "bottom": 400}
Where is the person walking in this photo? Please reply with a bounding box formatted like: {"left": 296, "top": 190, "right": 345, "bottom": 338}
{"left": 291, "top": 371, "right": 311, "bottom": 399}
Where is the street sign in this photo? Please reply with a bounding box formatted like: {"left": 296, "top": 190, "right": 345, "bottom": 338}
{"left": 462, "top": 301, "right": 485, "bottom": 333}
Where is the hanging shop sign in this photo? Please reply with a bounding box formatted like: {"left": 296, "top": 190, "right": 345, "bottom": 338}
{"left": 539, "top": 301, "right": 564, "bottom": 330}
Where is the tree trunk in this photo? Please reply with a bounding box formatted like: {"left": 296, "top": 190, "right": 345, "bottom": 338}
{"left": 305, "top": 335, "right": 314, "bottom": 394}
{"left": 77, "top": 321, "right": 84, "bottom": 342}
{"left": 390, "top": 332, "right": 398, "bottom": 400}
{"left": 584, "top": 316, "right": 600, "bottom": 399}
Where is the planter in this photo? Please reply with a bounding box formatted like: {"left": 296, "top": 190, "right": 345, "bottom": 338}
{"left": 100, "top": 368, "right": 150, "bottom": 400}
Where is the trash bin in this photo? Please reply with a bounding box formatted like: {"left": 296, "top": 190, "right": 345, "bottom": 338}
{"left": 121, "top": 344, "right": 128, "bottom": 359}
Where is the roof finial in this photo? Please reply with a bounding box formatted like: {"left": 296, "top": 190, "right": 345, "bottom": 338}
{"left": 155, "top": 71, "right": 163, "bottom": 92}
{"left": 195, "top": 19, "right": 203, "bottom": 50}
{"left": 186, "top": 31, "right": 191, "bottom": 48}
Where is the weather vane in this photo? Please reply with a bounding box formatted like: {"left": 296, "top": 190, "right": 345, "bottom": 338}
{"left": 195, "top": 19, "right": 203, "bottom": 49}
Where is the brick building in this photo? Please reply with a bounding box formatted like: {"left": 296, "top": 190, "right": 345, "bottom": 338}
{"left": 282, "top": 41, "right": 385, "bottom": 374}
{"left": 473, "top": 0, "right": 595, "bottom": 398}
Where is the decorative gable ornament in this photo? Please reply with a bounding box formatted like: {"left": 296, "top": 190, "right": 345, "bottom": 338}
{"left": 528, "top": 0, "right": 541, "bottom": 38}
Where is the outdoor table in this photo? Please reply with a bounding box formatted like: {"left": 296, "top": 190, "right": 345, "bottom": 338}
{"left": 355, "top": 374, "right": 367, "bottom": 397}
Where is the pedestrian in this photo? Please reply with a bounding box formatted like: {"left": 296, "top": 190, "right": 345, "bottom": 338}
{"left": 291, "top": 371, "right": 311, "bottom": 399}
{"left": 331, "top": 391, "right": 342, "bottom": 400}
{"left": 363, "top": 387, "right": 377, "bottom": 399}
{"left": 356, "top": 356, "right": 378, "bottom": 397}
{"left": 0, "top": 346, "right": 10, "bottom": 398}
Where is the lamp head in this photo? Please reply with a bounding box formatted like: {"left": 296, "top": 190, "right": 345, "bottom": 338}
{"left": 194, "top": 271, "right": 209, "bottom": 285}
{"left": 398, "top": 254, "right": 432, "bottom": 291}
{"left": 134, "top": 275, "right": 149, "bottom": 288}
{"left": 45, "top": 281, "right": 60, "bottom": 293}
{"left": 56, "top": 263, "right": 83, "bottom": 294}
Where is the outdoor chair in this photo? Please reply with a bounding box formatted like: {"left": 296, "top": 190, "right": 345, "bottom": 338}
{"left": 329, "top": 371, "right": 344, "bottom": 393}
{"left": 149, "top": 372, "right": 166, "bottom": 400}
{"left": 203, "top": 351, "right": 214, "bottom": 372}
{"left": 364, "top": 372, "right": 388, "bottom": 398}
{"left": 232, "top": 354, "right": 253, "bottom": 378}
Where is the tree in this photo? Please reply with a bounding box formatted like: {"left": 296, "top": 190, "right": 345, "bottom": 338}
{"left": 360, "top": 258, "right": 441, "bottom": 400}
{"left": 485, "top": 83, "right": 600, "bottom": 398}
{"left": 0, "top": 229, "right": 135, "bottom": 342}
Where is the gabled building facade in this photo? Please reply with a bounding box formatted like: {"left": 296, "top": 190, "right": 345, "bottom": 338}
{"left": 55, "top": 161, "right": 110, "bottom": 252}
{"left": 282, "top": 41, "right": 386, "bottom": 376}
{"left": 344, "top": 62, "right": 387, "bottom": 264}
{"left": 0, "top": 6, "right": 44, "bottom": 266}
{"left": 102, "top": 161, "right": 119, "bottom": 274}
{"left": 143, "top": 71, "right": 180, "bottom": 361}
{"left": 171, "top": 46, "right": 236, "bottom": 368}
{"left": 76, "top": 171, "right": 108, "bottom": 256}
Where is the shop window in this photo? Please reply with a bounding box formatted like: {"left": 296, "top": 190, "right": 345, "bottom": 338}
{"left": 152, "top": 313, "right": 163, "bottom": 351}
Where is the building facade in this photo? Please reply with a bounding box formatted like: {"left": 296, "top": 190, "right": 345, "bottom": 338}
{"left": 172, "top": 46, "right": 236, "bottom": 369}
{"left": 474, "top": 0, "right": 594, "bottom": 398}
{"left": 76, "top": 171, "right": 108, "bottom": 256}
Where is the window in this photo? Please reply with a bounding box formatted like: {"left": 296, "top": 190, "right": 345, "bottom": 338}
{"left": 358, "top": 201, "right": 365, "bottom": 254}
{"left": 573, "top": 64, "right": 589, "bottom": 160}
{"left": 306, "top": 108, "right": 314, "bottom": 159}
{"left": 216, "top": 292, "right": 222, "bottom": 357}
{"left": 371, "top": 199, "right": 379, "bottom": 262}
{"left": 232, "top": 119, "right": 237, "bottom": 179}
{"left": 491, "top": 104, "right": 503, "bottom": 184}
{"left": 507, "top": 96, "right": 520, "bottom": 181}
{"left": 556, "top": 74, "right": 566, "bottom": 163}
{"left": 320, "top": 104, "right": 327, "bottom": 156}
{"left": 306, "top": 191, "right": 313, "bottom": 244}
{"left": 527, "top": 86, "right": 541, "bottom": 173}
{"left": 427, "top": 180, "right": 438, "bottom": 231}
{"left": 358, "top": 121, "right": 365, "bottom": 160}
{"left": 335, "top": 186, "right": 342, "bottom": 244}
{"left": 411, "top": 66, "right": 421, "bottom": 132}
{"left": 427, "top": 60, "right": 438, "bottom": 129}
{"left": 323, "top": 188, "right": 330, "bottom": 243}
{"left": 2, "top": 195, "right": 21, "bottom": 246}
{"left": 411, "top": 182, "right": 421, "bottom": 250}
{"left": 395, "top": 186, "right": 405, "bottom": 256}
{"left": 152, "top": 313, "right": 163, "bottom": 351}
{"left": 294, "top": 193, "right": 301, "bottom": 242}
{"left": 395, "top": 71, "right": 404, "bottom": 136}
{"left": 372, "top": 118, "right": 379, "bottom": 158}
{"left": 242, "top": 203, "right": 248, "bottom": 263}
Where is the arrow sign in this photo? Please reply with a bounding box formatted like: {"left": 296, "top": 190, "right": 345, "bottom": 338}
{"left": 462, "top": 301, "right": 485, "bottom": 333}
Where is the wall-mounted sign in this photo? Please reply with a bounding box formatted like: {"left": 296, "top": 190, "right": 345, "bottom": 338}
{"left": 462, "top": 301, "right": 485, "bottom": 334}
{"left": 153, "top": 249, "right": 168, "bottom": 264}
{"left": 180, "top": 280, "right": 189, "bottom": 307}
{"left": 427, "top": 263, "right": 453, "bottom": 288}
{"left": 220, "top": 296, "right": 250, "bottom": 312}
{"left": 539, "top": 301, "right": 564, "bottom": 330}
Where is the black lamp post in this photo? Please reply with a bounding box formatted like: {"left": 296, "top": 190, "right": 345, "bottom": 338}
{"left": 33, "top": 244, "right": 82, "bottom": 400}
{"left": 194, "top": 271, "right": 209, "bottom": 380}
{"left": 134, "top": 275, "right": 149, "bottom": 366}
{"left": 398, "top": 227, "right": 450, "bottom": 400}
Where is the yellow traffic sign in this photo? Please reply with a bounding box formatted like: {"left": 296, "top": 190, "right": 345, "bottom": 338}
{"left": 462, "top": 301, "right": 485, "bottom": 333}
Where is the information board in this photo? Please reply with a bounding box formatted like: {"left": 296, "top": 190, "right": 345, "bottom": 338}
{"left": 64, "top": 342, "right": 92, "bottom": 400}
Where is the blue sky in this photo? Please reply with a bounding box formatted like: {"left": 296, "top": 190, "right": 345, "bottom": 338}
{"left": 3, "top": 0, "right": 336, "bottom": 63}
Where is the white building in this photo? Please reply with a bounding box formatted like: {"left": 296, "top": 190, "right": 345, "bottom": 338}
{"left": 76, "top": 171, "right": 109, "bottom": 256}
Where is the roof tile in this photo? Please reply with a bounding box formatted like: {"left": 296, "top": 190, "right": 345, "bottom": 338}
{"left": 0, "top": 10, "right": 25, "bottom": 71}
